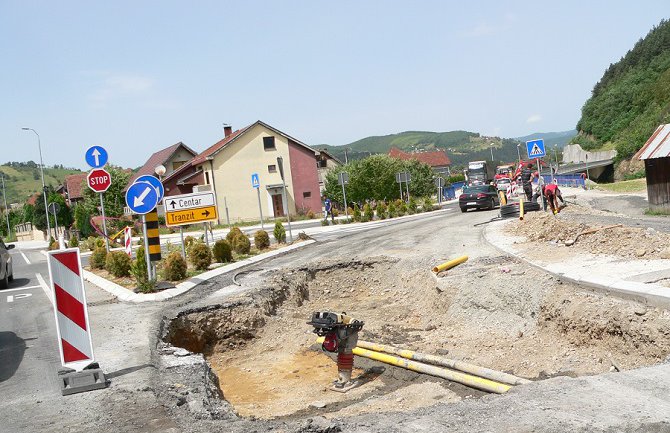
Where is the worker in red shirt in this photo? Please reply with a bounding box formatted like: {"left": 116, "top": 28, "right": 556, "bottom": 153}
{"left": 543, "top": 182, "right": 565, "bottom": 214}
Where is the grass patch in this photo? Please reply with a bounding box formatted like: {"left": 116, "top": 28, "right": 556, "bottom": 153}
{"left": 596, "top": 178, "right": 647, "bottom": 193}
{"left": 644, "top": 209, "right": 670, "bottom": 217}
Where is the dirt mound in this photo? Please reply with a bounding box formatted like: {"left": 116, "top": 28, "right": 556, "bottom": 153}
{"left": 507, "top": 209, "right": 670, "bottom": 259}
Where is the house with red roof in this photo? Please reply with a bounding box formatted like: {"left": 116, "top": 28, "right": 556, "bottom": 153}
{"left": 388, "top": 147, "right": 452, "bottom": 176}
{"left": 162, "top": 120, "right": 322, "bottom": 222}
{"left": 58, "top": 173, "right": 87, "bottom": 206}
{"left": 128, "top": 142, "right": 198, "bottom": 188}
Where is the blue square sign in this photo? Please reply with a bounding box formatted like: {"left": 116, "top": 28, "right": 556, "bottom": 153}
{"left": 251, "top": 173, "right": 260, "bottom": 189}
{"left": 526, "top": 139, "right": 546, "bottom": 159}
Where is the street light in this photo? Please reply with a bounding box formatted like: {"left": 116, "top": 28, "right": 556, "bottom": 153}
{"left": 154, "top": 164, "right": 166, "bottom": 178}
{"left": 22, "top": 127, "right": 51, "bottom": 240}
{"left": 490, "top": 143, "right": 494, "bottom": 161}
{"left": 516, "top": 143, "right": 521, "bottom": 163}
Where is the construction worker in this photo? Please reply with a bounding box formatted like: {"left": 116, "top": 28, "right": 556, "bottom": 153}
{"left": 544, "top": 182, "right": 565, "bottom": 214}
{"left": 520, "top": 162, "right": 534, "bottom": 201}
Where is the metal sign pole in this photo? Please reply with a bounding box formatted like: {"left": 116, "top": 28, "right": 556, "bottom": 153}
{"left": 180, "top": 227, "right": 185, "bottom": 259}
{"left": 99, "top": 193, "right": 110, "bottom": 252}
{"left": 224, "top": 196, "right": 230, "bottom": 226}
{"left": 142, "top": 215, "right": 153, "bottom": 280}
{"left": 398, "top": 179, "right": 403, "bottom": 200}
{"left": 256, "top": 188, "right": 264, "bottom": 230}
{"left": 53, "top": 209, "right": 59, "bottom": 242}
{"left": 281, "top": 182, "right": 293, "bottom": 243}
{"left": 405, "top": 173, "right": 410, "bottom": 202}
{"left": 537, "top": 158, "right": 546, "bottom": 211}
{"left": 341, "top": 182, "right": 348, "bottom": 219}
{"left": 204, "top": 223, "right": 210, "bottom": 247}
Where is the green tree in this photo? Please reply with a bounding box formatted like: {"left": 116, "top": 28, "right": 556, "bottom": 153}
{"left": 80, "top": 165, "right": 131, "bottom": 234}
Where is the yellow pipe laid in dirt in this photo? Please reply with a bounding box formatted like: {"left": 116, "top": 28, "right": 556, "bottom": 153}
{"left": 432, "top": 255, "right": 468, "bottom": 273}
{"left": 315, "top": 337, "right": 510, "bottom": 394}
{"left": 519, "top": 199, "right": 525, "bottom": 220}
{"left": 355, "top": 340, "right": 530, "bottom": 386}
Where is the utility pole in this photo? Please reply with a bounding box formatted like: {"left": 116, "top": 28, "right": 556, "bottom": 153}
{"left": 2, "top": 174, "right": 9, "bottom": 237}
{"left": 22, "top": 128, "right": 51, "bottom": 240}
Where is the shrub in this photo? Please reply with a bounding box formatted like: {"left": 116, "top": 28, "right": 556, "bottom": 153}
{"left": 306, "top": 210, "right": 316, "bottom": 219}
{"left": 69, "top": 236, "right": 79, "bottom": 248}
{"left": 363, "top": 203, "right": 374, "bottom": 222}
{"left": 396, "top": 200, "right": 407, "bottom": 216}
{"left": 332, "top": 208, "right": 339, "bottom": 217}
{"left": 388, "top": 202, "right": 397, "bottom": 218}
{"left": 131, "top": 246, "right": 150, "bottom": 286}
{"left": 273, "top": 221, "right": 286, "bottom": 244}
{"left": 254, "top": 230, "right": 270, "bottom": 250}
{"left": 189, "top": 242, "right": 212, "bottom": 271}
{"left": 105, "top": 251, "right": 132, "bottom": 278}
{"left": 408, "top": 197, "right": 417, "bottom": 214}
{"left": 213, "top": 239, "right": 233, "bottom": 263}
{"left": 90, "top": 246, "right": 107, "bottom": 270}
{"left": 321, "top": 219, "right": 330, "bottom": 226}
{"left": 163, "top": 251, "right": 188, "bottom": 281}
{"left": 423, "top": 196, "right": 435, "bottom": 212}
{"left": 353, "top": 205, "right": 361, "bottom": 222}
{"left": 184, "top": 235, "right": 195, "bottom": 249}
{"left": 376, "top": 202, "right": 387, "bottom": 219}
{"left": 233, "top": 234, "right": 251, "bottom": 254}
{"left": 226, "top": 226, "right": 244, "bottom": 244}
{"left": 49, "top": 241, "right": 59, "bottom": 250}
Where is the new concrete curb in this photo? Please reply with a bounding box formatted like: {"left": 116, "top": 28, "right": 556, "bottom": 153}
{"left": 484, "top": 220, "right": 670, "bottom": 310}
{"left": 81, "top": 239, "right": 316, "bottom": 303}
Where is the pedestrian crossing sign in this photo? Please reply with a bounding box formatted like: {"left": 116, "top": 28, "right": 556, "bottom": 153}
{"left": 526, "top": 139, "right": 546, "bottom": 159}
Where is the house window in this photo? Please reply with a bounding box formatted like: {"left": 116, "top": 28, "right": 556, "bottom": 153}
{"left": 303, "top": 191, "right": 311, "bottom": 199}
{"left": 172, "top": 161, "right": 186, "bottom": 170}
{"left": 205, "top": 172, "right": 210, "bottom": 185}
{"left": 263, "top": 136, "right": 276, "bottom": 150}
{"left": 317, "top": 159, "right": 327, "bottom": 168}
{"left": 268, "top": 164, "right": 277, "bottom": 173}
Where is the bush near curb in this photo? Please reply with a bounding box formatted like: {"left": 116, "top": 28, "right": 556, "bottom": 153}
{"left": 131, "top": 246, "right": 150, "bottom": 289}
{"left": 105, "top": 251, "right": 132, "bottom": 278}
{"left": 227, "top": 226, "right": 244, "bottom": 244}
{"left": 233, "top": 234, "right": 251, "bottom": 254}
{"left": 377, "top": 202, "right": 387, "bottom": 219}
{"left": 184, "top": 235, "right": 196, "bottom": 250}
{"left": 321, "top": 219, "right": 330, "bottom": 226}
{"left": 363, "top": 203, "right": 374, "bottom": 222}
{"left": 274, "top": 221, "right": 286, "bottom": 243}
{"left": 423, "top": 196, "right": 435, "bottom": 212}
{"left": 90, "top": 246, "right": 108, "bottom": 269}
{"left": 388, "top": 202, "right": 397, "bottom": 218}
{"left": 408, "top": 197, "right": 418, "bottom": 214}
{"left": 213, "top": 239, "right": 233, "bottom": 263}
{"left": 254, "top": 230, "right": 270, "bottom": 250}
{"left": 189, "top": 242, "right": 212, "bottom": 271}
{"left": 163, "top": 251, "right": 188, "bottom": 281}
{"left": 306, "top": 210, "right": 316, "bottom": 219}
{"left": 69, "top": 237, "right": 79, "bottom": 248}
{"left": 353, "top": 205, "right": 362, "bottom": 222}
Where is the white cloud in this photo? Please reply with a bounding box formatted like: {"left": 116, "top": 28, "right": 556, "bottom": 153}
{"left": 87, "top": 73, "right": 155, "bottom": 107}
{"left": 526, "top": 114, "right": 542, "bottom": 124}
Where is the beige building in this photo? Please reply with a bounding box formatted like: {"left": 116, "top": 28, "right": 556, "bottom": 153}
{"left": 316, "top": 149, "right": 342, "bottom": 193}
{"left": 163, "top": 121, "right": 322, "bottom": 223}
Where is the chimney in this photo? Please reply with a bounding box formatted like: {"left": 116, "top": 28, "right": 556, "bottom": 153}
{"left": 224, "top": 125, "right": 233, "bottom": 138}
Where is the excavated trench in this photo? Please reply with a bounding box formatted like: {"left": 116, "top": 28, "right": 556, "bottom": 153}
{"left": 163, "top": 256, "right": 670, "bottom": 420}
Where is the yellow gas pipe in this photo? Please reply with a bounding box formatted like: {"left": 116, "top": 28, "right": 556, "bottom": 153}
{"left": 354, "top": 340, "right": 530, "bottom": 386}
{"left": 432, "top": 255, "right": 468, "bottom": 273}
{"left": 315, "top": 337, "right": 510, "bottom": 394}
{"left": 519, "top": 199, "right": 525, "bottom": 220}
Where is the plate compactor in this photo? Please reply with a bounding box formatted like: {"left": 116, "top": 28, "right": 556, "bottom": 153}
{"left": 307, "top": 311, "right": 364, "bottom": 392}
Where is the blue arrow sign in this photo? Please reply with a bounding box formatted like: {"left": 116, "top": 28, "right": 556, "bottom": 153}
{"left": 526, "top": 139, "right": 546, "bottom": 159}
{"left": 125, "top": 181, "right": 159, "bottom": 214}
{"left": 251, "top": 173, "right": 260, "bottom": 189}
{"left": 135, "top": 175, "right": 164, "bottom": 202}
{"left": 85, "top": 145, "right": 109, "bottom": 168}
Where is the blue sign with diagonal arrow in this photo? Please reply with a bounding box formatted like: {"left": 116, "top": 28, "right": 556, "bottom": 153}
{"left": 125, "top": 180, "right": 159, "bottom": 214}
{"left": 135, "top": 175, "right": 164, "bottom": 202}
{"left": 526, "top": 139, "right": 546, "bottom": 159}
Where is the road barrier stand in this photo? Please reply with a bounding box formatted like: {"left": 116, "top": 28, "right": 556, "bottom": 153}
{"left": 145, "top": 208, "right": 161, "bottom": 262}
{"left": 47, "top": 248, "right": 107, "bottom": 395}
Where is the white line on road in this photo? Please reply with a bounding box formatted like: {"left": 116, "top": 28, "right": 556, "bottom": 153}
{"left": 20, "top": 250, "right": 31, "bottom": 264}
{"left": 7, "top": 293, "right": 32, "bottom": 303}
{"left": 2, "top": 285, "right": 41, "bottom": 293}
{"left": 36, "top": 273, "right": 52, "bottom": 304}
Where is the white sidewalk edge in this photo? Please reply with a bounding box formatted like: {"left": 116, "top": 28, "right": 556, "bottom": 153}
{"left": 81, "top": 240, "right": 316, "bottom": 303}
{"left": 483, "top": 220, "right": 670, "bottom": 310}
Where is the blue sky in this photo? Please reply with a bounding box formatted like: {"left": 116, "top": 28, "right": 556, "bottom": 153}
{"left": 1, "top": 1, "right": 668, "bottom": 169}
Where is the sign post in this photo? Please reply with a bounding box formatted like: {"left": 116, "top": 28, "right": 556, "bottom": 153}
{"left": 86, "top": 167, "right": 112, "bottom": 252}
{"left": 434, "top": 177, "right": 445, "bottom": 204}
{"left": 125, "top": 180, "right": 159, "bottom": 281}
{"left": 396, "top": 172, "right": 411, "bottom": 201}
{"left": 48, "top": 202, "right": 60, "bottom": 244}
{"left": 338, "top": 172, "right": 349, "bottom": 219}
{"left": 252, "top": 173, "right": 264, "bottom": 230}
{"left": 165, "top": 191, "right": 218, "bottom": 226}
{"left": 276, "top": 156, "right": 293, "bottom": 243}
{"left": 526, "top": 139, "right": 547, "bottom": 210}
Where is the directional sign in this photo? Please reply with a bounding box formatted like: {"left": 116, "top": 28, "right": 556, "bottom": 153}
{"left": 526, "top": 139, "right": 546, "bottom": 159}
{"left": 165, "top": 191, "right": 218, "bottom": 226}
{"left": 125, "top": 181, "right": 159, "bottom": 214}
{"left": 338, "top": 172, "right": 349, "bottom": 186}
{"left": 251, "top": 173, "right": 260, "bottom": 189}
{"left": 85, "top": 145, "right": 109, "bottom": 168}
{"left": 434, "top": 177, "right": 445, "bottom": 188}
{"left": 135, "top": 175, "right": 164, "bottom": 202}
{"left": 87, "top": 168, "right": 112, "bottom": 193}
{"left": 48, "top": 202, "right": 61, "bottom": 215}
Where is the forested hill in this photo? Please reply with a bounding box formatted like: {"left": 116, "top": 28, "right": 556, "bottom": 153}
{"left": 0, "top": 162, "right": 83, "bottom": 205}
{"left": 573, "top": 19, "right": 670, "bottom": 160}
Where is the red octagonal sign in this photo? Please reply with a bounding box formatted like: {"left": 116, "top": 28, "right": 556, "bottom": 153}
{"left": 87, "top": 168, "right": 112, "bottom": 193}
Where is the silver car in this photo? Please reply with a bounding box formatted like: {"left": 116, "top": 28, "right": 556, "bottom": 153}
{"left": 0, "top": 238, "right": 15, "bottom": 290}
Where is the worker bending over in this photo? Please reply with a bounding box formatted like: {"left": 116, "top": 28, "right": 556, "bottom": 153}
{"left": 543, "top": 182, "right": 565, "bottom": 214}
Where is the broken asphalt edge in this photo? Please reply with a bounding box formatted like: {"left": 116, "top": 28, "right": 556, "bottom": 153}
{"left": 71, "top": 240, "right": 316, "bottom": 303}
{"left": 484, "top": 220, "right": 670, "bottom": 310}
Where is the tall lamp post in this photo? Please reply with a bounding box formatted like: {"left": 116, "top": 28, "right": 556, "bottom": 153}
{"left": 516, "top": 143, "right": 521, "bottom": 163}
{"left": 490, "top": 143, "right": 494, "bottom": 161}
{"left": 2, "top": 174, "right": 10, "bottom": 238}
{"left": 22, "top": 127, "right": 51, "bottom": 240}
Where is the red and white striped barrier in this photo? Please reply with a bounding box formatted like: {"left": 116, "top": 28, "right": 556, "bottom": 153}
{"left": 124, "top": 226, "right": 132, "bottom": 257}
{"left": 47, "top": 248, "right": 95, "bottom": 370}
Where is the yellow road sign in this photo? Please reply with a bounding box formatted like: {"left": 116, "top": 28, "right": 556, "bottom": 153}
{"left": 166, "top": 206, "right": 218, "bottom": 226}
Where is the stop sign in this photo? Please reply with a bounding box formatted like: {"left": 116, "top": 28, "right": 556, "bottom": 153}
{"left": 87, "top": 168, "right": 112, "bottom": 193}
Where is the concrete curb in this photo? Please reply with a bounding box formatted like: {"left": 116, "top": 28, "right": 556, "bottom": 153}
{"left": 483, "top": 220, "right": 670, "bottom": 310}
{"left": 81, "top": 239, "right": 316, "bottom": 303}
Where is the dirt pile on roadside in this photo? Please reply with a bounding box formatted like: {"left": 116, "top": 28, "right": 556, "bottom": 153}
{"left": 507, "top": 209, "right": 670, "bottom": 259}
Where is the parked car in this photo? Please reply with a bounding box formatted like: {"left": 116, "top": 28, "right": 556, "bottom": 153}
{"left": 0, "top": 238, "right": 15, "bottom": 290}
{"left": 459, "top": 184, "right": 500, "bottom": 212}
{"left": 495, "top": 177, "right": 511, "bottom": 192}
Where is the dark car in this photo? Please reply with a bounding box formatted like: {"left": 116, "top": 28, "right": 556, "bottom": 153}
{"left": 0, "top": 238, "right": 15, "bottom": 289}
{"left": 459, "top": 184, "right": 500, "bottom": 212}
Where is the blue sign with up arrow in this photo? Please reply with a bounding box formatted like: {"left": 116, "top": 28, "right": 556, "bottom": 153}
{"left": 85, "top": 145, "right": 109, "bottom": 168}
{"left": 125, "top": 181, "right": 159, "bottom": 215}
{"left": 135, "top": 175, "right": 164, "bottom": 202}
{"left": 251, "top": 173, "right": 260, "bottom": 189}
{"left": 526, "top": 139, "right": 546, "bottom": 159}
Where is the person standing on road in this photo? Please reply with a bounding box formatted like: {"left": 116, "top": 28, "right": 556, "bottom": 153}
{"left": 520, "top": 162, "right": 534, "bottom": 201}
{"left": 544, "top": 182, "right": 565, "bottom": 214}
{"left": 323, "top": 197, "right": 334, "bottom": 223}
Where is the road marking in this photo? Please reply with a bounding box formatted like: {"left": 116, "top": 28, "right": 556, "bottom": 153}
{"left": 36, "top": 273, "right": 53, "bottom": 304}
{"left": 2, "top": 285, "right": 41, "bottom": 293}
{"left": 7, "top": 293, "right": 32, "bottom": 303}
{"left": 20, "top": 250, "right": 31, "bottom": 264}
